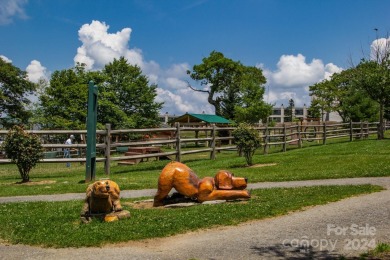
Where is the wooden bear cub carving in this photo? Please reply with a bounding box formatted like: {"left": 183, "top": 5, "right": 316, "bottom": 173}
{"left": 81, "top": 180, "right": 123, "bottom": 222}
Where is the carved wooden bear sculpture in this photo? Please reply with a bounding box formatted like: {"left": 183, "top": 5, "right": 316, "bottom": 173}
{"left": 153, "top": 161, "right": 250, "bottom": 207}
{"left": 81, "top": 180, "right": 123, "bottom": 221}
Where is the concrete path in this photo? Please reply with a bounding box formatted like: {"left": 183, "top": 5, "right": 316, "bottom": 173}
{"left": 0, "top": 177, "right": 389, "bottom": 259}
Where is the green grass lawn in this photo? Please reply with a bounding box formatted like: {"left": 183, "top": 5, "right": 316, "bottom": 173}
{"left": 0, "top": 139, "right": 389, "bottom": 197}
{"left": 0, "top": 184, "right": 382, "bottom": 248}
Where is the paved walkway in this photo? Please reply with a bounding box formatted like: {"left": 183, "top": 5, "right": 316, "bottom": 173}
{"left": 0, "top": 177, "right": 389, "bottom": 259}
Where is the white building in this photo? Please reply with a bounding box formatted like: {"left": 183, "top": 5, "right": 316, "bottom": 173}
{"left": 269, "top": 105, "right": 342, "bottom": 123}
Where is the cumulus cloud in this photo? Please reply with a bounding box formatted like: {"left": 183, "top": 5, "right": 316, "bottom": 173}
{"left": 156, "top": 87, "right": 213, "bottom": 115}
{"left": 266, "top": 54, "right": 325, "bottom": 88}
{"left": 0, "top": 55, "right": 12, "bottom": 63}
{"left": 0, "top": 0, "right": 28, "bottom": 25}
{"left": 261, "top": 53, "right": 342, "bottom": 107}
{"left": 74, "top": 20, "right": 144, "bottom": 70}
{"left": 74, "top": 20, "right": 212, "bottom": 115}
{"left": 370, "top": 37, "right": 390, "bottom": 62}
{"left": 26, "top": 60, "right": 48, "bottom": 83}
{"left": 324, "top": 63, "right": 343, "bottom": 80}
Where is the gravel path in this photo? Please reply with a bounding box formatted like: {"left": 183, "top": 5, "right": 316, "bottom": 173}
{"left": 0, "top": 177, "right": 389, "bottom": 260}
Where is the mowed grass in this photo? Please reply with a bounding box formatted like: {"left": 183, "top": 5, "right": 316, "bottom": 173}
{"left": 0, "top": 184, "right": 382, "bottom": 248}
{"left": 0, "top": 139, "right": 389, "bottom": 197}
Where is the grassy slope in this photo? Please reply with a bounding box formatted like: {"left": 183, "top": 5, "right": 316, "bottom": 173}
{"left": 0, "top": 139, "right": 389, "bottom": 196}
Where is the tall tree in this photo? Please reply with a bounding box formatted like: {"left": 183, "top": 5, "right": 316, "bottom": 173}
{"left": 309, "top": 68, "right": 379, "bottom": 122}
{"left": 39, "top": 64, "right": 94, "bottom": 129}
{"left": 234, "top": 66, "right": 272, "bottom": 124}
{"left": 39, "top": 58, "right": 163, "bottom": 130}
{"left": 187, "top": 51, "right": 271, "bottom": 122}
{"left": 187, "top": 51, "right": 241, "bottom": 118}
{"left": 284, "top": 99, "right": 295, "bottom": 122}
{"left": 0, "top": 57, "right": 36, "bottom": 128}
{"left": 102, "top": 57, "right": 163, "bottom": 129}
{"left": 354, "top": 59, "right": 390, "bottom": 139}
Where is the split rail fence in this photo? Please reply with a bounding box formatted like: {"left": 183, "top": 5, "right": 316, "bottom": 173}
{"left": 0, "top": 121, "right": 389, "bottom": 175}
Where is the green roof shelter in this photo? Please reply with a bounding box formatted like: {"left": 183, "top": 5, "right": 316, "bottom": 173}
{"left": 170, "top": 113, "right": 231, "bottom": 126}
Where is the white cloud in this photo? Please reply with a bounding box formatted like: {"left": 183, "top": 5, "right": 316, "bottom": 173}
{"left": 74, "top": 20, "right": 138, "bottom": 70}
{"left": 74, "top": 20, "right": 212, "bottom": 115}
{"left": 268, "top": 54, "right": 325, "bottom": 88}
{"left": 156, "top": 87, "right": 213, "bottom": 115}
{"left": 0, "top": 55, "right": 12, "bottom": 63}
{"left": 262, "top": 53, "right": 342, "bottom": 107}
{"left": 370, "top": 37, "right": 390, "bottom": 62}
{"left": 26, "top": 60, "right": 48, "bottom": 83}
{"left": 324, "top": 63, "right": 343, "bottom": 80}
{"left": 0, "top": 0, "right": 28, "bottom": 25}
{"left": 165, "top": 77, "right": 187, "bottom": 90}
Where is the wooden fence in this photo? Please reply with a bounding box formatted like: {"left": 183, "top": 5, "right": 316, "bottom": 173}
{"left": 0, "top": 121, "right": 388, "bottom": 175}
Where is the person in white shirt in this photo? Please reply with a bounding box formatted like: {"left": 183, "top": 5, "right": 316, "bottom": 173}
{"left": 64, "top": 135, "right": 75, "bottom": 167}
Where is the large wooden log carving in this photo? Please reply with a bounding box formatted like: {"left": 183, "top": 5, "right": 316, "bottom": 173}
{"left": 153, "top": 161, "right": 250, "bottom": 207}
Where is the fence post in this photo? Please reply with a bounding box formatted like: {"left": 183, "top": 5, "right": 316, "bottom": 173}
{"left": 85, "top": 81, "right": 98, "bottom": 182}
{"left": 175, "top": 122, "right": 181, "bottom": 162}
{"left": 282, "top": 124, "right": 287, "bottom": 152}
{"left": 364, "top": 121, "right": 368, "bottom": 139}
{"left": 104, "top": 123, "right": 111, "bottom": 176}
{"left": 297, "top": 123, "right": 302, "bottom": 148}
{"left": 323, "top": 122, "right": 327, "bottom": 145}
{"left": 264, "top": 124, "right": 269, "bottom": 154}
{"left": 349, "top": 121, "right": 353, "bottom": 141}
{"left": 210, "top": 124, "right": 216, "bottom": 159}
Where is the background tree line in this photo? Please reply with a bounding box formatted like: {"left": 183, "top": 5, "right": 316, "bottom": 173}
{"left": 2, "top": 45, "right": 390, "bottom": 133}
{"left": 1, "top": 57, "right": 163, "bottom": 130}
{"left": 1, "top": 52, "right": 272, "bottom": 130}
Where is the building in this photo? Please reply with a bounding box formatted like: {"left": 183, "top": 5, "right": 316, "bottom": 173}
{"left": 269, "top": 105, "right": 308, "bottom": 123}
{"left": 159, "top": 112, "right": 178, "bottom": 126}
{"left": 269, "top": 105, "right": 342, "bottom": 124}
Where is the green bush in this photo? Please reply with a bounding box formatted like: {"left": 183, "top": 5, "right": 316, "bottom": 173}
{"left": 232, "top": 123, "right": 261, "bottom": 166}
{"left": 2, "top": 125, "right": 43, "bottom": 182}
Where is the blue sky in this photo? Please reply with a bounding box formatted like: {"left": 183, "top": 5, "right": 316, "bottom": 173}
{"left": 1, "top": 0, "right": 389, "bottom": 116}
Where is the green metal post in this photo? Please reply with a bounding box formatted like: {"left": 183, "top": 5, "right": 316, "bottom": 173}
{"left": 86, "top": 81, "right": 98, "bottom": 182}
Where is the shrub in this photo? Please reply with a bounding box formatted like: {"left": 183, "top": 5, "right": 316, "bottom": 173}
{"left": 232, "top": 123, "right": 261, "bottom": 166}
{"left": 2, "top": 125, "right": 43, "bottom": 182}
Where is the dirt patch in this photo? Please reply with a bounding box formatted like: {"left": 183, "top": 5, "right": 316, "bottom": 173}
{"left": 124, "top": 200, "right": 155, "bottom": 209}
{"left": 125, "top": 198, "right": 250, "bottom": 210}
{"left": 15, "top": 180, "right": 56, "bottom": 186}
{"left": 249, "top": 163, "right": 277, "bottom": 168}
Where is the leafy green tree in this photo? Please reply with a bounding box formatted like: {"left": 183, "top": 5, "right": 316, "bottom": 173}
{"left": 0, "top": 57, "right": 36, "bottom": 128}
{"left": 2, "top": 125, "right": 43, "bottom": 182}
{"left": 232, "top": 123, "right": 261, "bottom": 166}
{"left": 332, "top": 69, "right": 379, "bottom": 122}
{"left": 307, "top": 102, "right": 321, "bottom": 119}
{"left": 354, "top": 59, "right": 390, "bottom": 139}
{"left": 309, "top": 78, "right": 338, "bottom": 121}
{"left": 39, "top": 64, "right": 94, "bottom": 129}
{"left": 102, "top": 57, "right": 163, "bottom": 129}
{"left": 284, "top": 99, "right": 295, "bottom": 122}
{"left": 309, "top": 68, "right": 379, "bottom": 123}
{"left": 234, "top": 66, "right": 272, "bottom": 124}
{"left": 38, "top": 58, "right": 163, "bottom": 130}
{"left": 187, "top": 51, "right": 270, "bottom": 122}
